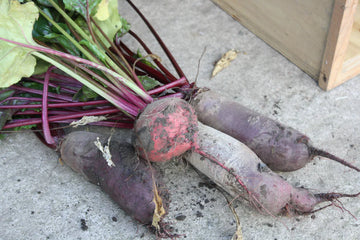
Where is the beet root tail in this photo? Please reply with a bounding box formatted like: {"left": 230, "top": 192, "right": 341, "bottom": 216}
{"left": 311, "top": 191, "right": 360, "bottom": 217}
{"left": 315, "top": 191, "right": 360, "bottom": 202}
{"left": 311, "top": 147, "right": 360, "bottom": 172}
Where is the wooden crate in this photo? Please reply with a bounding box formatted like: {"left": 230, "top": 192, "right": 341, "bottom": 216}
{"left": 212, "top": 0, "right": 360, "bottom": 90}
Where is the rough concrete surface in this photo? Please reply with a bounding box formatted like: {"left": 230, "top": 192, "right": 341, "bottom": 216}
{"left": 1, "top": 0, "right": 360, "bottom": 239}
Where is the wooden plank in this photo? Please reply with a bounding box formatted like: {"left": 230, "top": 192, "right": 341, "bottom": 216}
{"left": 344, "top": 5, "right": 360, "bottom": 61}
{"left": 319, "top": 0, "right": 358, "bottom": 90}
{"left": 339, "top": 54, "right": 360, "bottom": 81}
{"left": 339, "top": 5, "right": 360, "bottom": 82}
{"left": 211, "top": 0, "right": 334, "bottom": 79}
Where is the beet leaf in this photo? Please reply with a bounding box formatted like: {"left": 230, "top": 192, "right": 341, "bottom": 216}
{"left": 0, "top": 0, "right": 39, "bottom": 88}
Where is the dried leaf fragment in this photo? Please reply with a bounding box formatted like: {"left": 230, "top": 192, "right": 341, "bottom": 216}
{"left": 211, "top": 49, "right": 239, "bottom": 78}
{"left": 94, "top": 136, "right": 115, "bottom": 167}
{"left": 70, "top": 115, "right": 107, "bottom": 127}
{"left": 220, "top": 188, "right": 243, "bottom": 240}
{"left": 152, "top": 181, "right": 166, "bottom": 230}
{"left": 228, "top": 199, "right": 243, "bottom": 240}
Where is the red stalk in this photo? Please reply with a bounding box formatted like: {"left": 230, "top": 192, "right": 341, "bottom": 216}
{"left": 73, "top": 61, "right": 147, "bottom": 110}
{"left": 14, "top": 110, "right": 77, "bottom": 115}
{"left": 114, "top": 42, "right": 171, "bottom": 84}
{"left": 158, "top": 92, "right": 184, "bottom": 99}
{"left": 128, "top": 30, "right": 177, "bottom": 82}
{"left": 0, "top": 37, "right": 153, "bottom": 104}
{"left": 3, "top": 107, "right": 122, "bottom": 129}
{"left": 9, "top": 85, "right": 74, "bottom": 102}
{"left": 42, "top": 66, "right": 56, "bottom": 145}
{"left": 55, "top": 59, "right": 142, "bottom": 116}
{"left": 0, "top": 97, "right": 66, "bottom": 105}
{"left": 148, "top": 77, "right": 187, "bottom": 95}
{"left": 38, "top": 72, "right": 83, "bottom": 87}
{"left": 126, "top": 0, "right": 187, "bottom": 80}
{"left": 0, "top": 100, "right": 110, "bottom": 109}
{"left": 26, "top": 77, "right": 79, "bottom": 94}
{"left": 90, "top": 17, "right": 147, "bottom": 92}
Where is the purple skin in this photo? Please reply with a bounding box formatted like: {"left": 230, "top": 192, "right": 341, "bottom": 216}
{"left": 186, "top": 123, "right": 360, "bottom": 215}
{"left": 60, "top": 131, "right": 168, "bottom": 225}
{"left": 192, "top": 90, "right": 359, "bottom": 172}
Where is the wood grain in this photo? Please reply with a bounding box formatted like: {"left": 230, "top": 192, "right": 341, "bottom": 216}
{"left": 319, "top": 0, "right": 358, "bottom": 90}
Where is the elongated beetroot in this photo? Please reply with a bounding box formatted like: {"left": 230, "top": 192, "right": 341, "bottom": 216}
{"left": 60, "top": 131, "right": 168, "bottom": 225}
{"left": 134, "top": 98, "right": 198, "bottom": 162}
{"left": 185, "top": 122, "right": 359, "bottom": 215}
{"left": 192, "top": 90, "right": 360, "bottom": 172}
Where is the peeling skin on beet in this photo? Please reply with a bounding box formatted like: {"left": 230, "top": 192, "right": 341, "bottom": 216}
{"left": 134, "top": 98, "right": 198, "bottom": 162}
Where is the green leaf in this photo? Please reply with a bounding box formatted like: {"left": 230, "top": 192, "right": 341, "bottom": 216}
{"left": 93, "top": 0, "right": 109, "bottom": 20}
{"left": 35, "top": 0, "right": 58, "bottom": 7}
{"left": 46, "top": 32, "right": 82, "bottom": 56}
{"left": 93, "top": 0, "right": 123, "bottom": 47}
{"left": 21, "top": 81, "right": 44, "bottom": 90}
{"left": 63, "top": 0, "right": 101, "bottom": 19}
{"left": 116, "top": 16, "right": 131, "bottom": 37}
{"left": 33, "top": 12, "right": 81, "bottom": 56}
{"left": 0, "top": 0, "right": 39, "bottom": 88}
{"left": 138, "top": 75, "right": 161, "bottom": 91}
{"left": 32, "top": 10, "right": 53, "bottom": 39}
{"left": 135, "top": 49, "right": 157, "bottom": 69}
{"left": 73, "top": 85, "right": 99, "bottom": 101}
{"left": 32, "top": 58, "right": 51, "bottom": 75}
{"left": 0, "top": 89, "right": 15, "bottom": 102}
{"left": 13, "top": 124, "right": 37, "bottom": 131}
{"left": 19, "top": 78, "right": 63, "bottom": 95}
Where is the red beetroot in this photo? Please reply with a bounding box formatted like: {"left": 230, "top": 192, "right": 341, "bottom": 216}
{"left": 134, "top": 98, "right": 198, "bottom": 162}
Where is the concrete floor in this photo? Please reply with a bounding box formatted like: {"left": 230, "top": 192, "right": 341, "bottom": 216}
{"left": 1, "top": 0, "right": 360, "bottom": 239}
